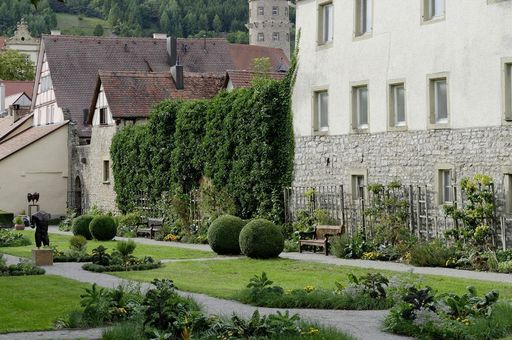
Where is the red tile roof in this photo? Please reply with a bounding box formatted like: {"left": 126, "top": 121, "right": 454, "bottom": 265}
{"left": 225, "top": 70, "right": 286, "bottom": 88}
{"left": 0, "top": 122, "right": 68, "bottom": 161}
{"left": 0, "top": 80, "right": 34, "bottom": 98}
{"left": 40, "top": 35, "right": 289, "bottom": 138}
{"left": 88, "top": 71, "right": 224, "bottom": 123}
{"left": 0, "top": 113, "right": 33, "bottom": 142}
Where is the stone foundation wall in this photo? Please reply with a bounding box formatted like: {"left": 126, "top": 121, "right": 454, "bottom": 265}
{"left": 293, "top": 126, "right": 512, "bottom": 247}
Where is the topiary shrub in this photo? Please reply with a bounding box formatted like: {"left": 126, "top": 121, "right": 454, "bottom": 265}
{"left": 72, "top": 215, "right": 94, "bottom": 240}
{"left": 239, "top": 219, "right": 284, "bottom": 259}
{"left": 207, "top": 215, "right": 246, "bottom": 255}
{"left": 89, "top": 216, "right": 117, "bottom": 241}
{"left": 69, "top": 235, "right": 87, "bottom": 252}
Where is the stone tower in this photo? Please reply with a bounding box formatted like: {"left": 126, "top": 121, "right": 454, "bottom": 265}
{"left": 247, "top": 0, "right": 292, "bottom": 59}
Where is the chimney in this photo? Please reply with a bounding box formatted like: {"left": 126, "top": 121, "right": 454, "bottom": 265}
{"left": 166, "top": 37, "right": 177, "bottom": 67}
{"left": 50, "top": 30, "right": 61, "bottom": 35}
{"left": 153, "top": 33, "right": 167, "bottom": 39}
{"left": 171, "top": 65, "right": 184, "bottom": 90}
{"left": 0, "top": 83, "right": 5, "bottom": 114}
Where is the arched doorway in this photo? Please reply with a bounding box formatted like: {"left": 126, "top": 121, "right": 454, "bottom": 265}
{"left": 75, "top": 176, "right": 82, "bottom": 215}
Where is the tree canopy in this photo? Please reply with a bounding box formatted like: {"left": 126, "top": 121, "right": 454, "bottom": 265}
{"left": 0, "top": 49, "right": 35, "bottom": 81}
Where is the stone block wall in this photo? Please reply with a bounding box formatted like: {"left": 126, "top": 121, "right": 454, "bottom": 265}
{"left": 293, "top": 126, "right": 512, "bottom": 247}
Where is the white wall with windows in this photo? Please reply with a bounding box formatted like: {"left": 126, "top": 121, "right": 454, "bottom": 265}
{"left": 33, "top": 52, "right": 64, "bottom": 126}
{"left": 292, "top": 0, "right": 512, "bottom": 136}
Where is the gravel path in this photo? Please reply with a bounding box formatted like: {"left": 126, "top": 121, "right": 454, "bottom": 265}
{"left": 48, "top": 226, "right": 512, "bottom": 283}
{"left": 1, "top": 254, "right": 405, "bottom": 340}
{"left": 0, "top": 328, "right": 105, "bottom": 340}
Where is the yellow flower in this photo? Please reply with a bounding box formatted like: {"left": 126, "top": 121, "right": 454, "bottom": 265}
{"left": 304, "top": 285, "right": 315, "bottom": 293}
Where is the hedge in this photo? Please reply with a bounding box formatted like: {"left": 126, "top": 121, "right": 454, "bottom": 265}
{"left": 0, "top": 212, "right": 14, "bottom": 229}
{"left": 111, "top": 62, "right": 296, "bottom": 222}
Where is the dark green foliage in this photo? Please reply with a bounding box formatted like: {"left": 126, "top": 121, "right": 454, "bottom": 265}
{"left": 112, "top": 75, "right": 295, "bottom": 222}
{"left": 0, "top": 229, "right": 31, "bottom": 247}
{"left": 82, "top": 262, "right": 161, "bottom": 273}
{"left": 239, "top": 219, "right": 284, "bottom": 259}
{"left": 207, "top": 214, "right": 246, "bottom": 255}
{"left": 116, "top": 240, "right": 136, "bottom": 258}
{"left": 0, "top": 212, "right": 14, "bottom": 229}
{"left": 330, "top": 233, "right": 375, "bottom": 259}
{"left": 72, "top": 215, "right": 94, "bottom": 240}
{"left": 0, "top": 259, "right": 45, "bottom": 276}
{"left": 69, "top": 235, "right": 87, "bottom": 252}
{"left": 238, "top": 272, "right": 393, "bottom": 311}
{"left": 409, "top": 240, "right": 457, "bottom": 267}
{"left": 91, "top": 246, "right": 111, "bottom": 266}
{"left": 89, "top": 216, "right": 117, "bottom": 241}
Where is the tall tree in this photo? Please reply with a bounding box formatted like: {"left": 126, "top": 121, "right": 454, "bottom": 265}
{"left": 0, "top": 50, "right": 35, "bottom": 80}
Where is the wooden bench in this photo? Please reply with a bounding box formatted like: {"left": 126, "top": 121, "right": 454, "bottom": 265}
{"left": 299, "top": 225, "right": 342, "bottom": 256}
{"left": 136, "top": 217, "right": 164, "bottom": 239}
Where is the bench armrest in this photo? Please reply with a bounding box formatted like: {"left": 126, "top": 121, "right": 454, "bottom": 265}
{"left": 299, "top": 231, "right": 316, "bottom": 240}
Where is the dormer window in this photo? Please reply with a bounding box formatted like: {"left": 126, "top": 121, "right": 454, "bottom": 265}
{"left": 99, "top": 108, "right": 107, "bottom": 125}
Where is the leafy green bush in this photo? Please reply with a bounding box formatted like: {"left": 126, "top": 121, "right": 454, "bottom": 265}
{"left": 82, "top": 262, "right": 161, "bottom": 273}
{"left": 69, "top": 235, "right": 87, "bottom": 252}
{"left": 239, "top": 219, "right": 284, "bottom": 259}
{"left": 90, "top": 246, "right": 111, "bottom": 266}
{"left": 498, "top": 260, "right": 512, "bottom": 273}
{"left": 89, "top": 216, "right": 117, "bottom": 241}
{"left": 72, "top": 215, "right": 94, "bottom": 240}
{"left": 0, "top": 229, "right": 31, "bottom": 247}
{"left": 384, "top": 285, "right": 509, "bottom": 340}
{"left": 330, "top": 233, "right": 375, "bottom": 259}
{"left": 207, "top": 214, "right": 246, "bottom": 255}
{"left": 409, "top": 240, "right": 457, "bottom": 267}
{"left": 0, "top": 260, "right": 45, "bottom": 276}
{"left": 116, "top": 240, "right": 136, "bottom": 258}
{"left": 0, "top": 211, "right": 14, "bottom": 228}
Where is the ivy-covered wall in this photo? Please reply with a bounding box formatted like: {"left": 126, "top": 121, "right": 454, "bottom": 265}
{"left": 111, "top": 75, "right": 294, "bottom": 222}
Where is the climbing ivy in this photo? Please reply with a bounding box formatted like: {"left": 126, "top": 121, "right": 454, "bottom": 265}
{"left": 111, "top": 69, "right": 295, "bottom": 222}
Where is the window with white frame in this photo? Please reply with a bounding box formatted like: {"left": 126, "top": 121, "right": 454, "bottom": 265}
{"left": 424, "top": 0, "right": 445, "bottom": 21}
{"left": 258, "top": 6, "right": 264, "bottom": 15}
{"left": 272, "top": 6, "right": 279, "bottom": 15}
{"left": 353, "top": 85, "right": 369, "bottom": 130}
{"left": 257, "top": 33, "right": 265, "bottom": 42}
{"left": 438, "top": 169, "right": 453, "bottom": 204}
{"left": 355, "top": 0, "right": 372, "bottom": 37}
{"left": 103, "top": 160, "right": 110, "bottom": 183}
{"left": 389, "top": 83, "right": 406, "bottom": 127}
{"left": 45, "top": 106, "right": 50, "bottom": 125}
{"left": 50, "top": 106, "right": 54, "bottom": 123}
{"left": 319, "top": 2, "right": 334, "bottom": 44}
{"left": 272, "top": 32, "right": 280, "bottom": 41}
{"left": 351, "top": 174, "right": 366, "bottom": 200}
{"left": 314, "top": 90, "right": 329, "bottom": 133}
{"left": 429, "top": 77, "right": 448, "bottom": 125}
{"left": 505, "top": 62, "right": 512, "bottom": 120}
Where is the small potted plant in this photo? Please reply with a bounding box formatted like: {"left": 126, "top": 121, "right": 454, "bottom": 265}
{"left": 13, "top": 216, "right": 24, "bottom": 230}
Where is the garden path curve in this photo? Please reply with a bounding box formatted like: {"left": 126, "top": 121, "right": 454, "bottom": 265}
{"left": 48, "top": 227, "right": 512, "bottom": 284}
{"left": 3, "top": 254, "right": 406, "bottom": 340}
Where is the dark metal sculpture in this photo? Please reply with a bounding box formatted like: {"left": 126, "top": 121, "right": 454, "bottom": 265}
{"left": 27, "top": 192, "right": 40, "bottom": 204}
{"left": 31, "top": 211, "right": 50, "bottom": 249}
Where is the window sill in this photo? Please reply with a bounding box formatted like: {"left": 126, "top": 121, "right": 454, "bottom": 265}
{"left": 313, "top": 130, "right": 329, "bottom": 136}
{"left": 316, "top": 42, "right": 333, "bottom": 51}
{"left": 388, "top": 125, "right": 408, "bottom": 132}
{"left": 421, "top": 16, "right": 445, "bottom": 25}
{"left": 428, "top": 123, "right": 450, "bottom": 130}
{"left": 351, "top": 128, "right": 369, "bottom": 134}
{"left": 103, "top": 181, "right": 110, "bottom": 185}
{"left": 353, "top": 32, "right": 373, "bottom": 42}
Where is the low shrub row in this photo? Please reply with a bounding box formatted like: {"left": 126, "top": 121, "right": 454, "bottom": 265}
{"left": 207, "top": 215, "right": 284, "bottom": 259}
{"left": 238, "top": 272, "right": 393, "bottom": 310}
{"left": 0, "top": 255, "right": 45, "bottom": 276}
{"left": 82, "top": 262, "right": 161, "bottom": 273}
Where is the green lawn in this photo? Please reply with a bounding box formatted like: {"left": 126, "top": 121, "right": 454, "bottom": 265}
{"left": 0, "top": 275, "right": 88, "bottom": 333}
{"left": 56, "top": 13, "right": 111, "bottom": 36}
{"left": 115, "top": 258, "right": 512, "bottom": 301}
{"left": 0, "top": 230, "right": 214, "bottom": 260}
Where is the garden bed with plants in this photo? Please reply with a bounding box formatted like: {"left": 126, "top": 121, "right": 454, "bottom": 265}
{"left": 0, "top": 254, "right": 44, "bottom": 276}
{"left": 0, "top": 228, "right": 31, "bottom": 247}
{"left": 82, "top": 240, "right": 161, "bottom": 273}
{"left": 57, "top": 279, "right": 352, "bottom": 340}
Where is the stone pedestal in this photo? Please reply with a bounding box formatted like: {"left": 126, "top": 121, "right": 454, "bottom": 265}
{"left": 32, "top": 249, "right": 53, "bottom": 266}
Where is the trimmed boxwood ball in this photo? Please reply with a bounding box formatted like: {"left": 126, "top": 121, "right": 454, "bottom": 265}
{"left": 72, "top": 215, "right": 94, "bottom": 240}
{"left": 239, "top": 219, "right": 284, "bottom": 259}
{"left": 208, "top": 215, "right": 246, "bottom": 255}
{"left": 89, "top": 215, "right": 117, "bottom": 241}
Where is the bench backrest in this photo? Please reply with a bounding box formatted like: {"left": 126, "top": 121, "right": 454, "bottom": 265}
{"left": 148, "top": 218, "right": 164, "bottom": 229}
{"left": 315, "top": 225, "right": 342, "bottom": 240}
